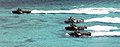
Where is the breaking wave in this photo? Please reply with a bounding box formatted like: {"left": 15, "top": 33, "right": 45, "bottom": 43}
{"left": 31, "top": 8, "right": 120, "bottom": 14}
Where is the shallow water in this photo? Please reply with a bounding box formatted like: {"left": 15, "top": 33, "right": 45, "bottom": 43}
{"left": 0, "top": 0, "right": 120, "bottom": 47}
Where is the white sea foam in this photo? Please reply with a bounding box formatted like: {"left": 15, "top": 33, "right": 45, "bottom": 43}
{"left": 84, "top": 17, "right": 120, "bottom": 23}
{"left": 31, "top": 8, "right": 120, "bottom": 14}
{"left": 91, "top": 32, "right": 120, "bottom": 37}
{"left": 87, "top": 25, "right": 118, "bottom": 31}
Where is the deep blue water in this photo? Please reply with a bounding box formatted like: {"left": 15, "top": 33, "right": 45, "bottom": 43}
{"left": 0, "top": 0, "right": 120, "bottom": 47}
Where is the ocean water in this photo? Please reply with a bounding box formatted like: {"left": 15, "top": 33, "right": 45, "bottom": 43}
{"left": 0, "top": 0, "right": 120, "bottom": 47}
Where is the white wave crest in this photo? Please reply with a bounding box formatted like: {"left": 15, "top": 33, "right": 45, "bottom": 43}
{"left": 91, "top": 32, "right": 120, "bottom": 37}
{"left": 31, "top": 8, "right": 120, "bottom": 14}
{"left": 87, "top": 25, "right": 118, "bottom": 31}
{"left": 84, "top": 17, "right": 120, "bottom": 23}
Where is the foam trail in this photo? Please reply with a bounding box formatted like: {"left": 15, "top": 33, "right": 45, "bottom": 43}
{"left": 31, "top": 8, "right": 120, "bottom": 14}
{"left": 91, "top": 32, "right": 120, "bottom": 37}
{"left": 85, "top": 17, "right": 120, "bottom": 23}
{"left": 87, "top": 25, "right": 118, "bottom": 31}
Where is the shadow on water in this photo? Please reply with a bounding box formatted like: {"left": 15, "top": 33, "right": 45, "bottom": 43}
{"left": 24, "top": 38, "right": 35, "bottom": 42}
{"left": 3, "top": 32, "right": 8, "bottom": 35}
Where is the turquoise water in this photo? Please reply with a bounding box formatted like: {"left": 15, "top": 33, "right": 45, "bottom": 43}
{"left": 0, "top": 0, "right": 120, "bottom": 47}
